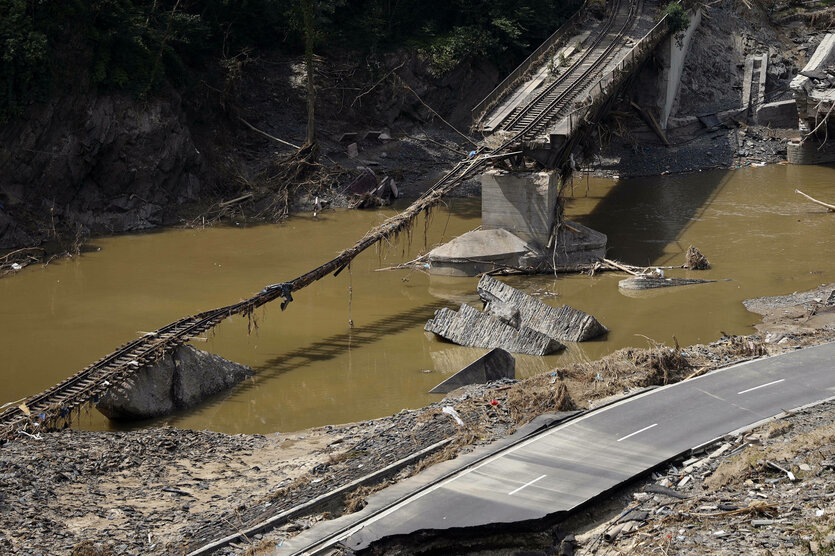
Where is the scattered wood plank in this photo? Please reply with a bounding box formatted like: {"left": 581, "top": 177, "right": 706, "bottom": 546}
{"left": 796, "top": 189, "right": 835, "bottom": 212}
{"left": 219, "top": 193, "right": 254, "bottom": 207}
{"left": 630, "top": 101, "right": 669, "bottom": 146}
{"left": 603, "top": 258, "right": 642, "bottom": 276}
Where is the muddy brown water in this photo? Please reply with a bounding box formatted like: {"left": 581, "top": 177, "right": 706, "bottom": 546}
{"left": 1, "top": 165, "right": 833, "bottom": 434}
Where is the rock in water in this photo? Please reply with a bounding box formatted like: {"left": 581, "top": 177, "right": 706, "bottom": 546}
{"left": 477, "top": 274, "right": 607, "bottom": 342}
{"left": 425, "top": 304, "right": 564, "bottom": 355}
{"left": 97, "top": 345, "right": 254, "bottom": 420}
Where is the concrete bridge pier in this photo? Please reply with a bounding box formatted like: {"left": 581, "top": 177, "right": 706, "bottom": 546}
{"left": 427, "top": 168, "right": 606, "bottom": 276}
{"left": 656, "top": 9, "right": 702, "bottom": 130}
{"left": 789, "top": 33, "right": 835, "bottom": 164}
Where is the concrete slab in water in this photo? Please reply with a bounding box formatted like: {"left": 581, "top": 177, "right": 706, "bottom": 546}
{"left": 479, "top": 274, "right": 607, "bottom": 342}
{"left": 429, "top": 348, "right": 515, "bottom": 394}
{"left": 551, "top": 220, "right": 607, "bottom": 266}
{"left": 425, "top": 304, "right": 563, "bottom": 355}
{"left": 428, "top": 228, "right": 532, "bottom": 277}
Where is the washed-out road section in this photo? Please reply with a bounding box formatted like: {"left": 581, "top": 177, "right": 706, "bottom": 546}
{"left": 279, "top": 342, "right": 835, "bottom": 554}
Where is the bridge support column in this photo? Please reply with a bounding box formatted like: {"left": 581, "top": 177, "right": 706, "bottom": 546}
{"left": 656, "top": 9, "right": 702, "bottom": 130}
{"left": 481, "top": 169, "right": 560, "bottom": 250}
{"left": 480, "top": 169, "right": 606, "bottom": 267}
{"left": 788, "top": 33, "right": 835, "bottom": 164}
{"left": 787, "top": 138, "right": 835, "bottom": 165}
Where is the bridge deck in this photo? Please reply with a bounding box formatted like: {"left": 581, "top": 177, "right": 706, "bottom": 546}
{"left": 480, "top": 0, "right": 658, "bottom": 143}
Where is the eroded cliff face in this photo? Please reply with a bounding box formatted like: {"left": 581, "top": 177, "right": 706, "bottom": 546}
{"left": 0, "top": 88, "right": 211, "bottom": 249}
{"left": 0, "top": 47, "right": 500, "bottom": 252}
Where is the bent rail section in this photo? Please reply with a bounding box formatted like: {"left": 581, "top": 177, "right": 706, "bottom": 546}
{"left": 0, "top": 152, "right": 489, "bottom": 441}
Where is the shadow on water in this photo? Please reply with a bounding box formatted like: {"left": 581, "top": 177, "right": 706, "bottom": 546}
{"left": 571, "top": 168, "right": 733, "bottom": 266}
{"left": 150, "top": 300, "right": 450, "bottom": 428}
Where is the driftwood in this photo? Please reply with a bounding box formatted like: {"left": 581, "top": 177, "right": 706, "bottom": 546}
{"left": 425, "top": 304, "right": 564, "bottom": 356}
{"left": 618, "top": 276, "right": 717, "bottom": 290}
{"left": 219, "top": 193, "right": 254, "bottom": 207}
{"left": 378, "top": 256, "right": 683, "bottom": 277}
{"left": 238, "top": 117, "right": 300, "bottom": 150}
{"left": 602, "top": 258, "right": 641, "bottom": 276}
{"left": 796, "top": 189, "right": 835, "bottom": 212}
{"left": 477, "top": 275, "right": 607, "bottom": 342}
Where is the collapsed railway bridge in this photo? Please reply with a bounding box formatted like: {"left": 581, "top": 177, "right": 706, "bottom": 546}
{"left": 0, "top": 0, "right": 681, "bottom": 441}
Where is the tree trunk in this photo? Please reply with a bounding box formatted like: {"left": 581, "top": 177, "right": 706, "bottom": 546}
{"left": 303, "top": 0, "right": 316, "bottom": 150}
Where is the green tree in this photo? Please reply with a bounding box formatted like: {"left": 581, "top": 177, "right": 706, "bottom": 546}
{"left": 662, "top": 1, "right": 690, "bottom": 46}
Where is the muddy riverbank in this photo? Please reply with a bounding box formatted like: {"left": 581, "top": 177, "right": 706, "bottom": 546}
{"left": 1, "top": 285, "right": 833, "bottom": 555}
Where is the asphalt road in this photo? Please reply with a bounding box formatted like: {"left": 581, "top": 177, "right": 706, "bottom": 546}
{"left": 281, "top": 341, "right": 835, "bottom": 554}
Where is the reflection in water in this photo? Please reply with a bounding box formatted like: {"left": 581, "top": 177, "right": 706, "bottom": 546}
{"left": 168, "top": 300, "right": 447, "bottom": 421}
{"left": 2, "top": 165, "right": 834, "bottom": 434}
{"left": 576, "top": 171, "right": 731, "bottom": 265}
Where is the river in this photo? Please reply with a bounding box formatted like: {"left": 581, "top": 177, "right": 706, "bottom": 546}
{"left": 1, "top": 164, "right": 833, "bottom": 434}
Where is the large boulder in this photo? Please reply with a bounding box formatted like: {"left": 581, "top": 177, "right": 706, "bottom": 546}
{"left": 97, "top": 345, "right": 253, "bottom": 421}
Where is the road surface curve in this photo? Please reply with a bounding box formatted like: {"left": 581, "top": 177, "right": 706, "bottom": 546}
{"left": 281, "top": 341, "right": 835, "bottom": 554}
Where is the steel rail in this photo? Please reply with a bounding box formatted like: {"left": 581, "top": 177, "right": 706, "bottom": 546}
{"left": 503, "top": 0, "right": 640, "bottom": 140}
{"left": 489, "top": 0, "right": 626, "bottom": 133}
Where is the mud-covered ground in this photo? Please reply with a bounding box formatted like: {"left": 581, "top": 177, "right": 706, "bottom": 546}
{"left": 1, "top": 284, "right": 833, "bottom": 555}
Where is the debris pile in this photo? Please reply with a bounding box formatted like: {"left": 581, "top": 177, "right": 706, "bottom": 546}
{"left": 343, "top": 168, "right": 398, "bottom": 208}
{"left": 684, "top": 245, "right": 711, "bottom": 270}
{"left": 576, "top": 399, "right": 835, "bottom": 555}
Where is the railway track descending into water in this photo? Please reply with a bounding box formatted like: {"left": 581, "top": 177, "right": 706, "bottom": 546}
{"left": 0, "top": 0, "right": 655, "bottom": 443}
{"left": 496, "top": 0, "right": 643, "bottom": 140}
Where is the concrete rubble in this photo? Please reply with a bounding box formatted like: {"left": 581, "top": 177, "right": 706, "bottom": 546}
{"left": 425, "top": 275, "right": 606, "bottom": 354}
{"left": 428, "top": 348, "right": 515, "bottom": 394}
{"left": 96, "top": 345, "right": 254, "bottom": 420}
{"left": 425, "top": 303, "right": 564, "bottom": 356}
{"left": 478, "top": 274, "right": 607, "bottom": 342}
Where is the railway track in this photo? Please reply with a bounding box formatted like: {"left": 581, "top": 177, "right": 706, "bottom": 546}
{"left": 0, "top": 0, "right": 652, "bottom": 444}
{"left": 496, "top": 0, "right": 642, "bottom": 140}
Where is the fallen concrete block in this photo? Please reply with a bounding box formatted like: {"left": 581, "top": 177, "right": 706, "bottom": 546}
{"left": 755, "top": 99, "right": 798, "bottom": 129}
{"left": 478, "top": 274, "right": 607, "bottom": 342}
{"left": 97, "top": 345, "right": 253, "bottom": 420}
{"left": 429, "top": 348, "right": 515, "bottom": 394}
{"left": 425, "top": 304, "right": 564, "bottom": 355}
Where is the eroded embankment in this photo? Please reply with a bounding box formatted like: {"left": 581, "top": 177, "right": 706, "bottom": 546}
{"left": 1, "top": 285, "right": 833, "bottom": 555}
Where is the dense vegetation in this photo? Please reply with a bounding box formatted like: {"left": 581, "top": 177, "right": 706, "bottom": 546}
{"left": 662, "top": 1, "right": 690, "bottom": 38}
{"left": 0, "top": 0, "right": 581, "bottom": 122}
